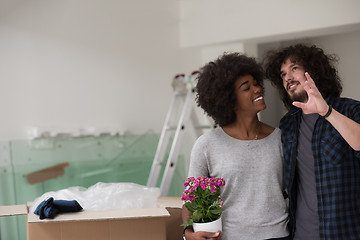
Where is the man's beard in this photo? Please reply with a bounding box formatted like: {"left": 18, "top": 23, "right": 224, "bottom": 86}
{"left": 290, "top": 89, "right": 308, "bottom": 103}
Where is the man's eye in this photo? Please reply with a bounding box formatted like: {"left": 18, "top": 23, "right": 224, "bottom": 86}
{"left": 280, "top": 73, "right": 285, "bottom": 79}
{"left": 292, "top": 67, "right": 298, "bottom": 71}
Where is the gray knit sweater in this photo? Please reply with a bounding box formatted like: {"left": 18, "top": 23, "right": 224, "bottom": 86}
{"left": 188, "top": 127, "right": 289, "bottom": 240}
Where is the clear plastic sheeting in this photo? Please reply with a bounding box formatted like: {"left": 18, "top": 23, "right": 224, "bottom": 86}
{"left": 30, "top": 182, "right": 161, "bottom": 213}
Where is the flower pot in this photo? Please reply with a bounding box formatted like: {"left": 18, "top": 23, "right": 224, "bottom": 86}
{"left": 193, "top": 217, "right": 222, "bottom": 233}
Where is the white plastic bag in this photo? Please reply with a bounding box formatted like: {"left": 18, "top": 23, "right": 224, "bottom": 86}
{"left": 30, "top": 182, "right": 160, "bottom": 213}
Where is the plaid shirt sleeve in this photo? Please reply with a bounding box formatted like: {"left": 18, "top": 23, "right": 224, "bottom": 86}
{"left": 312, "top": 97, "right": 360, "bottom": 239}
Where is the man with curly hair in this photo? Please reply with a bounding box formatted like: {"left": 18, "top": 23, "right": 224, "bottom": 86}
{"left": 182, "top": 52, "right": 289, "bottom": 240}
{"left": 264, "top": 44, "right": 360, "bottom": 240}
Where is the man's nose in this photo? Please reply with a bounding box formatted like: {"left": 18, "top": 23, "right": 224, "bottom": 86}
{"left": 284, "top": 72, "right": 293, "bottom": 82}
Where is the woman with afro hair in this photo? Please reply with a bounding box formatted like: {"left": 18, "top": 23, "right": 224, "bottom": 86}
{"left": 182, "top": 52, "right": 289, "bottom": 240}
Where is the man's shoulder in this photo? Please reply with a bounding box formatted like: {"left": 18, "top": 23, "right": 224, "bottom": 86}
{"left": 329, "top": 97, "right": 360, "bottom": 116}
{"left": 331, "top": 97, "right": 360, "bottom": 106}
{"left": 279, "top": 107, "right": 299, "bottom": 129}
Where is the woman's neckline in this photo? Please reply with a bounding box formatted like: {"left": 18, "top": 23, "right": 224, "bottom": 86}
{"left": 218, "top": 126, "right": 277, "bottom": 142}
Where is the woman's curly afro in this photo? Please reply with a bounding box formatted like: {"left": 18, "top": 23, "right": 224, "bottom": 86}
{"left": 196, "top": 52, "right": 264, "bottom": 126}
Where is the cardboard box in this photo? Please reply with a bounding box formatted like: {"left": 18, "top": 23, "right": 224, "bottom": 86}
{"left": 1, "top": 203, "right": 170, "bottom": 240}
{"left": 157, "top": 197, "right": 183, "bottom": 240}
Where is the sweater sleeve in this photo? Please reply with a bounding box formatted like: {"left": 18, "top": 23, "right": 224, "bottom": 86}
{"left": 187, "top": 135, "right": 210, "bottom": 178}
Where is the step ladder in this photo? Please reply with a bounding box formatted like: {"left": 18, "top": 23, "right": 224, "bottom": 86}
{"left": 147, "top": 71, "right": 215, "bottom": 196}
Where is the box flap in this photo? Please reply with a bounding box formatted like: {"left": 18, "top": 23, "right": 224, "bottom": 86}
{"left": 28, "top": 207, "right": 170, "bottom": 223}
{"left": 0, "top": 205, "right": 28, "bottom": 217}
{"left": 157, "top": 197, "right": 183, "bottom": 208}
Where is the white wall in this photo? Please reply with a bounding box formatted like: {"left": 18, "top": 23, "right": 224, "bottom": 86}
{"left": 0, "top": 0, "right": 202, "bottom": 140}
{"left": 312, "top": 30, "right": 360, "bottom": 100}
{"left": 1, "top": 1, "right": 360, "bottom": 140}
{"left": 180, "top": 0, "right": 360, "bottom": 47}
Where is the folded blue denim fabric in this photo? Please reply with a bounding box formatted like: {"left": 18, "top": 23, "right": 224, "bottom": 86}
{"left": 34, "top": 197, "right": 82, "bottom": 219}
{"left": 53, "top": 199, "right": 83, "bottom": 212}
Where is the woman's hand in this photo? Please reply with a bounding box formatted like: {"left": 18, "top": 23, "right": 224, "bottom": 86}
{"left": 185, "top": 230, "right": 222, "bottom": 240}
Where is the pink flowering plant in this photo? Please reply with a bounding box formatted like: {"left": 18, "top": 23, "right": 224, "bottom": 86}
{"left": 181, "top": 176, "right": 225, "bottom": 227}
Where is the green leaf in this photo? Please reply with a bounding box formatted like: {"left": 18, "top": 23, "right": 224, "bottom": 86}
{"left": 184, "top": 201, "right": 198, "bottom": 213}
{"left": 180, "top": 218, "right": 194, "bottom": 227}
{"left": 210, "top": 208, "right": 223, "bottom": 215}
{"left": 192, "top": 210, "right": 202, "bottom": 222}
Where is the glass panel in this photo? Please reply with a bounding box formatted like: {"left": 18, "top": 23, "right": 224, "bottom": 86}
{"left": 0, "top": 131, "right": 187, "bottom": 240}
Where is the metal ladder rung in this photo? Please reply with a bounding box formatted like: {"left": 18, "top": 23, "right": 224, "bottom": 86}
{"left": 146, "top": 72, "right": 214, "bottom": 196}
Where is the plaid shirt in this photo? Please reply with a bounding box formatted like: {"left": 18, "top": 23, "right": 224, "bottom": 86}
{"left": 280, "top": 97, "right": 360, "bottom": 240}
